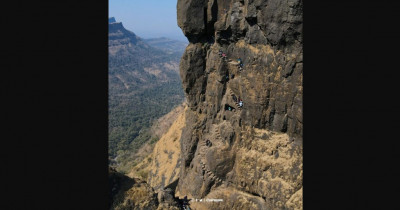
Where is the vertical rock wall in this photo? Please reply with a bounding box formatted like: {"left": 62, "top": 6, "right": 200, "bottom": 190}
{"left": 177, "top": 0, "right": 302, "bottom": 209}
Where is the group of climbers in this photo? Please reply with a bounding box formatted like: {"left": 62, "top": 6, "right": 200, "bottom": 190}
{"left": 219, "top": 49, "right": 244, "bottom": 71}
{"left": 229, "top": 95, "right": 244, "bottom": 110}
{"left": 218, "top": 49, "right": 244, "bottom": 85}
{"left": 218, "top": 48, "right": 245, "bottom": 109}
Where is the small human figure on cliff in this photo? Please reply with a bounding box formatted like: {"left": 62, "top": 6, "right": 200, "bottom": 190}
{"left": 222, "top": 53, "right": 227, "bottom": 61}
{"left": 239, "top": 100, "right": 243, "bottom": 108}
{"left": 236, "top": 58, "right": 243, "bottom": 70}
{"left": 206, "top": 139, "right": 212, "bottom": 147}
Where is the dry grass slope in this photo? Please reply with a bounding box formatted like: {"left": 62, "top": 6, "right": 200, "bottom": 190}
{"left": 147, "top": 106, "right": 186, "bottom": 190}
{"left": 128, "top": 105, "right": 186, "bottom": 192}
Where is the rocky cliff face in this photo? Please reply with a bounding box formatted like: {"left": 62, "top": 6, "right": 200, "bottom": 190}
{"left": 110, "top": 167, "right": 181, "bottom": 210}
{"left": 176, "top": 0, "right": 302, "bottom": 209}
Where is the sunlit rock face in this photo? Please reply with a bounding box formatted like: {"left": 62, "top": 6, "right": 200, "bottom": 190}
{"left": 176, "top": 0, "right": 303, "bottom": 209}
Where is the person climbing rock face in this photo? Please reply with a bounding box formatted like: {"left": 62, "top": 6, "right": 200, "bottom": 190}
{"left": 239, "top": 63, "right": 244, "bottom": 71}
{"left": 221, "top": 53, "right": 227, "bottom": 61}
{"left": 206, "top": 139, "right": 212, "bottom": 147}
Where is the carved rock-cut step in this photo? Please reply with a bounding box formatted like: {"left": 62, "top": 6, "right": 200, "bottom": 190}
{"left": 229, "top": 89, "right": 234, "bottom": 96}
{"left": 235, "top": 104, "right": 242, "bottom": 110}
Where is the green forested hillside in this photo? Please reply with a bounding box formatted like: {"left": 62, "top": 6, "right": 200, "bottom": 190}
{"left": 108, "top": 18, "right": 186, "bottom": 172}
{"left": 108, "top": 81, "right": 184, "bottom": 158}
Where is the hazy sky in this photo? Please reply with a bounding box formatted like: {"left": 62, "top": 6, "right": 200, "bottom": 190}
{"left": 109, "top": 0, "right": 187, "bottom": 42}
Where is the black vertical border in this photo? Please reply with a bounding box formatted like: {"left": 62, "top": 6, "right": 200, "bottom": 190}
{"left": 305, "top": 0, "right": 400, "bottom": 209}
{"left": 2, "top": 0, "right": 109, "bottom": 209}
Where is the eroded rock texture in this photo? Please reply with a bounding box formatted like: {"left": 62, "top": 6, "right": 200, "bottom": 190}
{"left": 176, "top": 0, "right": 302, "bottom": 209}
{"left": 110, "top": 167, "right": 181, "bottom": 210}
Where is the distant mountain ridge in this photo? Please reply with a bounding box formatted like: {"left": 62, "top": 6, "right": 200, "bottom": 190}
{"left": 109, "top": 19, "right": 180, "bottom": 92}
{"left": 144, "top": 37, "right": 188, "bottom": 54}
{"left": 108, "top": 17, "right": 185, "bottom": 168}
{"left": 109, "top": 17, "right": 116, "bottom": 23}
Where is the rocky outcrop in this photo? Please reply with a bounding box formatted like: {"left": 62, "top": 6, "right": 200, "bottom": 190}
{"left": 109, "top": 167, "right": 158, "bottom": 210}
{"left": 108, "top": 20, "right": 181, "bottom": 85}
{"left": 176, "top": 0, "right": 302, "bottom": 209}
{"left": 109, "top": 17, "right": 116, "bottom": 23}
{"left": 109, "top": 21, "right": 144, "bottom": 55}
{"left": 109, "top": 167, "right": 181, "bottom": 210}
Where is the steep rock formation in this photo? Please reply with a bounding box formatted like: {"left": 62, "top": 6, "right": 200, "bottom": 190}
{"left": 109, "top": 167, "right": 158, "bottom": 210}
{"left": 110, "top": 167, "right": 181, "bottom": 210}
{"left": 176, "top": 0, "right": 302, "bottom": 209}
{"left": 108, "top": 20, "right": 181, "bottom": 88}
{"left": 109, "top": 17, "right": 116, "bottom": 23}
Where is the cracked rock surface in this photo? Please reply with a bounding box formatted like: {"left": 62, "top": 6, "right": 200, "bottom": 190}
{"left": 176, "top": 0, "right": 302, "bottom": 209}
